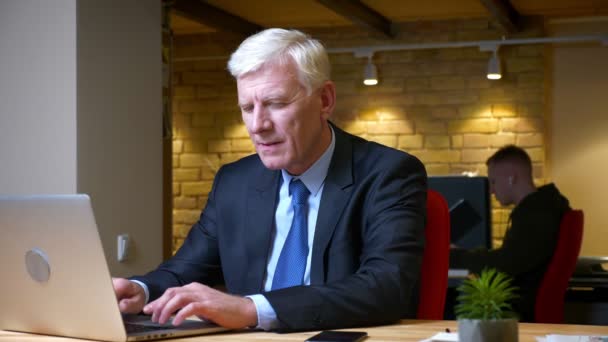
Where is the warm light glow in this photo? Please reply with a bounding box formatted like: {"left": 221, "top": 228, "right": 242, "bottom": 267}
{"left": 363, "top": 79, "right": 378, "bottom": 86}
{"left": 487, "top": 73, "right": 502, "bottom": 80}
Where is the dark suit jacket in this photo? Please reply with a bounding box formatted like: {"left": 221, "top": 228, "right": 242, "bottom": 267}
{"left": 134, "top": 124, "right": 427, "bottom": 332}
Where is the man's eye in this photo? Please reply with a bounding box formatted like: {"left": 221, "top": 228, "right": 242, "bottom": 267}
{"left": 241, "top": 105, "right": 253, "bottom": 113}
{"left": 269, "top": 102, "right": 286, "bottom": 109}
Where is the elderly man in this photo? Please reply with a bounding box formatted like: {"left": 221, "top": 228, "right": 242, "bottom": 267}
{"left": 114, "top": 28, "right": 426, "bottom": 332}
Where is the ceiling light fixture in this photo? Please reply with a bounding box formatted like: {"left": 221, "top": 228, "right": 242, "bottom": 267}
{"left": 479, "top": 43, "right": 502, "bottom": 80}
{"left": 354, "top": 49, "right": 379, "bottom": 86}
{"left": 363, "top": 55, "right": 378, "bottom": 86}
{"left": 318, "top": 35, "right": 607, "bottom": 83}
{"left": 174, "top": 34, "right": 607, "bottom": 82}
{"left": 486, "top": 46, "right": 502, "bottom": 80}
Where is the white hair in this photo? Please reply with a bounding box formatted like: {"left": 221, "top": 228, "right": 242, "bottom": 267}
{"left": 227, "top": 28, "right": 330, "bottom": 94}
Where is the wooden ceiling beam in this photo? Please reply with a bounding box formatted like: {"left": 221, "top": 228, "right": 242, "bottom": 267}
{"left": 316, "top": 0, "right": 395, "bottom": 38}
{"left": 479, "top": 0, "right": 522, "bottom": 33}
{"left": 172, "top": 0, "right": 263, "bottom": 37}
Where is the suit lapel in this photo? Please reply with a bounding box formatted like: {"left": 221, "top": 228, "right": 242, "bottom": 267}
{"left": 311, "top": 126, "right": 354, "bottom": 285}
{"left": 245, "top": 165, "right": 280, "bottom": 292}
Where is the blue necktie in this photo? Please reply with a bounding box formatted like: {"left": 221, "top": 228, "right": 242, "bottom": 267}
{"left": 272, "top": 179, "right": 310, "bottom": 290}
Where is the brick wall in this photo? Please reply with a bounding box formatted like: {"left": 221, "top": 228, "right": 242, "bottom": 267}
{"left": 171, "top": 19, "right": 548, "bottom": 252}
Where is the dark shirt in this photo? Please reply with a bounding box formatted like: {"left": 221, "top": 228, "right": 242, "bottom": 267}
{"left": 450, "top": 183, "right": 570, "bottom": 322}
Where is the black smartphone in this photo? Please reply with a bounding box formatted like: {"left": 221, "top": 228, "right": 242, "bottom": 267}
{"left": 305, "top": 330, "right": 368, "bottom": 342}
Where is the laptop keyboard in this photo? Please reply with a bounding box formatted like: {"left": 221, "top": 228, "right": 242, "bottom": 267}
{"left": 125, "top": 322, "right": 171, "bottom": 334}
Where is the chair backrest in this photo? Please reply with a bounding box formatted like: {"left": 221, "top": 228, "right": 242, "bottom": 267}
{"left": 534, "top": 209, "right": 584, "bottom": 323}
{"left": 417, "top": 189, "right": 450, "bottom": 319}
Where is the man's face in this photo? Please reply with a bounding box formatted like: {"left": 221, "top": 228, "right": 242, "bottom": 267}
{"left": 237, "top": 62, "right": 332, "bottom": 175}
{"left": 487, "top": 162, "right": 514, "bottom": 206}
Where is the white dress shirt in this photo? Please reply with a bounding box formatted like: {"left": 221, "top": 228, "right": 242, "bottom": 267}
{"left": 248, "top": 126, "right": 335, "bottom": 330}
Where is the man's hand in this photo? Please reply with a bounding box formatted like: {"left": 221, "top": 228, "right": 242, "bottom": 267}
{"left": 112, "top": 277, "right": 146, "bottom": 314}
{"left": 143, "top": 282, "right": 257, "bottom": 329}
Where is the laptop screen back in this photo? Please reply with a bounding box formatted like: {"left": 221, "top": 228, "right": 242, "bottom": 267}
{"left": 0, "top": 195, "right": 127, "bottom": 341}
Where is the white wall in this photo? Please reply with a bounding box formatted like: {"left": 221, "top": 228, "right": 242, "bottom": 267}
{"left": 0, "top": 0, "right": 163, "bottom": 276}
{"left": 76, "top": 0, "right": 163, "bottom": 277}
{"left": 549, "top": 20, "right": 608, "bottom": 256}
{"left": 0, "top": 0, "right": 77, "bottom": 194}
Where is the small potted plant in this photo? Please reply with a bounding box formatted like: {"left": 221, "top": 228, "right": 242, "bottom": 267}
{"left": 455, "top": 268, "right": 519, "bottom": 342}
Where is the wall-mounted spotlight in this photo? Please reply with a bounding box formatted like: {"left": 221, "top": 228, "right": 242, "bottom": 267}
{"left": 487, "top": 47, "right": 502, "bottom": 80}
{"left": 363, "top": 55, "right": 378, "bottom": 86}
{"left": 480, "top": 44, "right": 501, "bottom": 80}
{"left": 354, "top": 49, "right": 378, "bottom": 86}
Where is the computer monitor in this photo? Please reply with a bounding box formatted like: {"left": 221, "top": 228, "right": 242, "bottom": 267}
{"left": 428, "top": 176, "right": 492, "bottom": 249}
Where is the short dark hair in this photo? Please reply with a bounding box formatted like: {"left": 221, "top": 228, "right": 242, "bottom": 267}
{"left": 486, "top": 145, "right": 532, "bottom": 172}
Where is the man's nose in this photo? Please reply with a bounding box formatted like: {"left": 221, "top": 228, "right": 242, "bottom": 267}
{"left": 251, "top": 107, "right": 270, "bottom": 132}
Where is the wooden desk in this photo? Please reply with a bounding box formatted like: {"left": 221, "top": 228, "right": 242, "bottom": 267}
{"left": 2, "top": 320, "right": 608, "bottom": 341}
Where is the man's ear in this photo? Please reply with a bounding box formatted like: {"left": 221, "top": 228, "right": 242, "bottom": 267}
{"left": 319, "top": 81, "right": 336, "bottom": 120}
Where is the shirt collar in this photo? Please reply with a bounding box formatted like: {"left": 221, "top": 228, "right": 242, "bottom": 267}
{"left": 281, "top": 125, "right": 335, "bottom": 197}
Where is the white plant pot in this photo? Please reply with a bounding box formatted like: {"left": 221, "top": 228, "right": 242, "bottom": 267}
{"left": 458, "top": 318, "right": 518, "bottom": 342}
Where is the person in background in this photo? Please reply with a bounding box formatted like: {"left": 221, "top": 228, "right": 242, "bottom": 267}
{"left": 450, "top": 144, "right": 570, "bottom": 322}
{"left": 113, "top": 28, "right": 427, "bottom": 332}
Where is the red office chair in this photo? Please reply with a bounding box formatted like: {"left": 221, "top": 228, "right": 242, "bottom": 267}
{"left": 417, "top": 189, "right": 451, "bottom": 319}
{"left": 534, "top": 209, "right": 584, "bottom": 323}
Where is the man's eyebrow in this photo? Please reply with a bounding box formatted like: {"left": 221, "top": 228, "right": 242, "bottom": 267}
{"left": 237, "top": 97, "right": 252, "bottom": 106}
{"left": 238, "top": 93, "right": 291, "bottom": 107}
{"left": 262, "top": 92, "right": 289, "bottom": 101}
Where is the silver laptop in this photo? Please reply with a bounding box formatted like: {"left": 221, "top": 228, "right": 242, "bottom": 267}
{"left": 0, "top": 194, "right": 229, "bottom": 341}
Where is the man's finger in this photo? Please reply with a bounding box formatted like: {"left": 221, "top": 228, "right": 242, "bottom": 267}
{"left": 119, "top": 299, "right": 129, "bottom": 311}
{"left": 112, "top": 278, "right": 129, "bottom": 297}
{"left": 146, "top": 287, "right": 178, "bottom": 322}
{"left": 172, "top": 302, "right": 204, "bottom": 326}
{"left": 119, "top": 297, "right": 140, "bottom": 313}
{"left": 158, "top": 291, "right": 195, "bottom": 324}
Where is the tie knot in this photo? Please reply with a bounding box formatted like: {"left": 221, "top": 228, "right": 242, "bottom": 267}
{"left": 289, "top": 179, "right": 310, "bottom": 205}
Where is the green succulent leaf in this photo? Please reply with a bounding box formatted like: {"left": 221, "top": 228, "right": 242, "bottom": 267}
{"left": 455, "top": 268, "right": 519, "bottom": 320}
